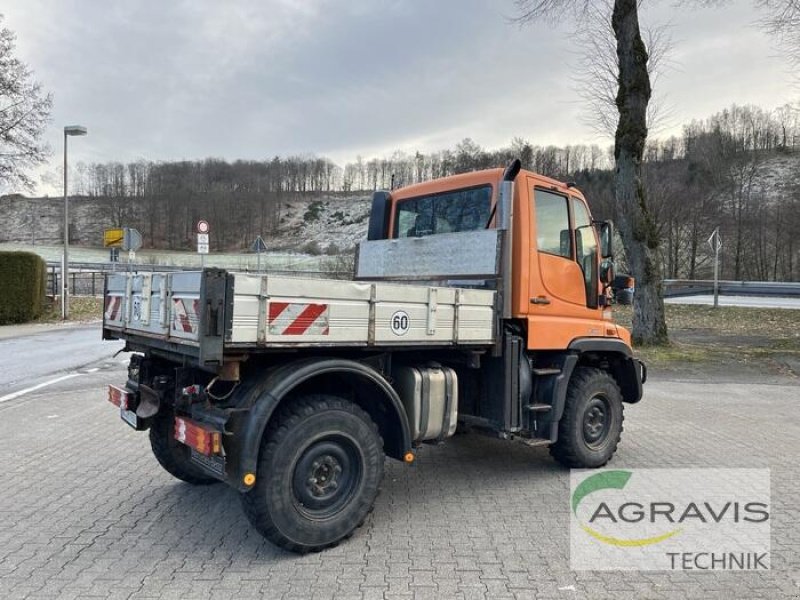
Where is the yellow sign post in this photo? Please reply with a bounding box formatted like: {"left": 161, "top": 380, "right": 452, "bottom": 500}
{"left": 104, "top": 228, "right": 125, "bottom": 248}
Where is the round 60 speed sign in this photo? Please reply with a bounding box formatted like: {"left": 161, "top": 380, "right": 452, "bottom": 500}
{"left": 197, "top": 220, "right": 210, "bottom": 234}
{"left": 390, "top": 310, "right": 410, "bottom": 336}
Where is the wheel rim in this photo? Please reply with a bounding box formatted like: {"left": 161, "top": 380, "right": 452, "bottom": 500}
{"left": 292, "top": 436, "right": 363, "bottom": 520}
{"left": 582, "top": 394, "right": 612, "bottom": 448}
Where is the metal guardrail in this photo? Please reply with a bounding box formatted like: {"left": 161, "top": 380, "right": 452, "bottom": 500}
{"left": 47, "top": 268, "right": 97, "bottom": 297}
{"left": 45, "top": 261, "right": 184, "bottom": 273}
{"left": 664, "top": 280, "right": 800, "bottom": 298}
{"left": 47, "top": 264, "right": 798, "bottom": 299}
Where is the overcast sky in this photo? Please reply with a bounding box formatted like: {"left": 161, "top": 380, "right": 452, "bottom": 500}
{"left": 3, "top": 0, "right": 797, "bottom": 193}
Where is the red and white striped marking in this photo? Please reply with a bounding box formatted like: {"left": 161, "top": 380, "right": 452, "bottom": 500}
{"left": 104, "top": 296, "right": 122, "bottom": 321}
{"left": 172, "top": 298, "right": 200, "bottom": 334}
{"left": 268, "top": 302, "right": 330, "bottom": 336}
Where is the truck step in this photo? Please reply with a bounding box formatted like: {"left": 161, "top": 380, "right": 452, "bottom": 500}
{"left": 525, "top": 403, "right": 552, "bottom": 412}
{"left": 532, "top": 368, "right": 561, "bottom": 376}
{"left": 520, "top": 437, "right": 551, "bottom": 447}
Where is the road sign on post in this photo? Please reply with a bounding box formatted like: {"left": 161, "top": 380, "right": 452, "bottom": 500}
{"left": 196, "top": 221, "right": 210, "bottom": 267}
{"left": 104, "top": 228, "right": 125, "bottom": 248}
{"left": 707, "top": 228, "right": 722, "bottom": 308}
{"left": 251, "top": 236, "right": 268, "bottom": 272}
{"left": 251, "top": 236, "right": 268, "bottom": 253}
{"left": 122, "top": 228, "right": 142, "bottom": 252}
{"left": 197, "top": 233, "right": 209, "bottom": 254}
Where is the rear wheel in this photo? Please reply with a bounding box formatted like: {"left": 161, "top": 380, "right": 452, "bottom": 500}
{"left": 149, "top": 409, "right": 219, "bottom": 485}
{"left": 550, "top": 367, "right": 624, "bottom": 468}
{"left": 240, "top": 395, "right": 384, "bottom": 553}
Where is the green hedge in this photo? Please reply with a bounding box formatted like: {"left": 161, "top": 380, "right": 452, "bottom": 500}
{"left": 0, "top": 251, "right": 47, "bottom": 325}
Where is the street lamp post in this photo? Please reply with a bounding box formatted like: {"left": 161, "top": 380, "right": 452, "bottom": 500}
{"left": 62, "top": 125, "right": 88, "bottom": 320}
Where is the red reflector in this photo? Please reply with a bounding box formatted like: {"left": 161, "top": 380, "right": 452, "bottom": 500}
{"left": 174, "top": 417, "right": 221, "bottom": 456}
{"left": 108, "top": 385, "right": 131, "bottom": 410}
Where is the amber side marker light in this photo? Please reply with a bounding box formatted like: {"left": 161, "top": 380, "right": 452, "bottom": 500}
{"left": 404, "top": 452, "right": 415, "bottom": 463}
{"left": 243, "top": 473, "right": 256, "bottom": 486}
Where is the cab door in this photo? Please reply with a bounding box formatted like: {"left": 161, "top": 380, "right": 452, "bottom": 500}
{"left": 530, "top": 186, "right": 586, "bottom": 307}
{"left": 526, "top": 182, "right": 604, "bottom": 349}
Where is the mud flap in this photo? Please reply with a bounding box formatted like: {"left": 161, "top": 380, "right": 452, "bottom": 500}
{"left": 136, "top": 384, "right": 161, "bottom": 419}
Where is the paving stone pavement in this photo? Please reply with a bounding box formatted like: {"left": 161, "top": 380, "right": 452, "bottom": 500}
{"left": 0, "top": 367, "right": 798, "bottom": 600}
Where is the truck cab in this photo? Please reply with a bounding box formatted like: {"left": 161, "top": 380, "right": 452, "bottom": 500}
{"left": 378, "top": 167, "right": 627, "bottom": 350}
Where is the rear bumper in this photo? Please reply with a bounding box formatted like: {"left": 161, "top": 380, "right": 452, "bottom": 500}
{"left": 107, "top": 381, "right": 232, "bottom": 484}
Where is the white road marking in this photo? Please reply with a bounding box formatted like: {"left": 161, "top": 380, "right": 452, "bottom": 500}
{"left": 86, "top": 367, "right": 99, "bottom": 373}
{"left": 0, "top": 373, "right": 82, "bottom": 404}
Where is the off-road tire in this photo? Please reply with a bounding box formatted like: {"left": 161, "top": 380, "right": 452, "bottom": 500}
{"left": 240, "top": 395, "right": 384, "bottom": 553}
{"left": 550, "top": 367, "right": 624, "bottom": 468}
{"left": 149, "top": 409, "right": 220, "bottom": 485}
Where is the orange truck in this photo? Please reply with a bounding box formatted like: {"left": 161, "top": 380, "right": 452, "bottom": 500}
{"left": 103, "top": 159, "right": 645, "bottom": 553}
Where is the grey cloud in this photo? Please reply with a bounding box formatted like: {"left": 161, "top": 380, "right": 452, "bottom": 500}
{"left": 1, "top": 0, "right": 796, "bottom": 194}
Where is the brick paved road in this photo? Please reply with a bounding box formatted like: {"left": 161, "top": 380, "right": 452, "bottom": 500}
{"left": 0, "top": 362, "right": 798, "bottom": 600}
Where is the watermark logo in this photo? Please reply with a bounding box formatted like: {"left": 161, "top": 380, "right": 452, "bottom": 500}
{"left": 570, "top": 469, "right": 770, "bottom": 570}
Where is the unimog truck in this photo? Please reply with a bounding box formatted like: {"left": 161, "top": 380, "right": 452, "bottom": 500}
{"left": 103, "top": 159, "right": 646, "bottom": 553}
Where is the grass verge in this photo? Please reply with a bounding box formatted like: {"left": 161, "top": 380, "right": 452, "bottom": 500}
{"left": 38, "top": 296, "right": 103, "bottom": 323}
{"left": 613, "top": 304, "right": 800, "bottom": 377}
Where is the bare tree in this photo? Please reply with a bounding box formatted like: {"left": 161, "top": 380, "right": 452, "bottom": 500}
{"left": 0, "top": 15, "right": 52, "bottom": 191}
{"left": 757, "top": 0, "right": 800, "bottom": 65}
{"left": 701, "top": 1, "right": 800, "bottom": 73}
{"left": 571, "top": 2, "right": 674, "bottom": 137}
{"left": 515, "top": 0, "right": 668, "bottom": 344}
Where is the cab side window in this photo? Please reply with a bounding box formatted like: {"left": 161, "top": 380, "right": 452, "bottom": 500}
{"left": 534, "top": 189, "right": 571, "bottom": 259}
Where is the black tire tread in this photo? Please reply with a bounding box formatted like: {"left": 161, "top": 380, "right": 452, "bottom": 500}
{"left": 240, "top": 395, "right": 383, "bottom": 553}
{"left": 550, "top": 367, "right": 624, "bottom": 468}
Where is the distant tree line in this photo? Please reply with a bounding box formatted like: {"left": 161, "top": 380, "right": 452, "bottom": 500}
{"left": 60, "top": 142, "right": 616, "bottom": 252}
{"left": 65, "top": 156, "right": 340, "bottom": 250}
{"left": 46, "top": 101, "right": 800, "bottom": 281}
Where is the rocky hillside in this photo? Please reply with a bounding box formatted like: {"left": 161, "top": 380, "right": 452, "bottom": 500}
{"left": 2, "top": 150, "right": 797, "bottom": 254}
{"left": 0, "top": 193, "right": 372, "bottom": 253}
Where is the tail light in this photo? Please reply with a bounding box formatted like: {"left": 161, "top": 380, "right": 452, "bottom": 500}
{"left": 174, "top": 417, "right": 222, "bottom": 456}
{"left": 108, "top": 385, "right": 132, "bottom": 410}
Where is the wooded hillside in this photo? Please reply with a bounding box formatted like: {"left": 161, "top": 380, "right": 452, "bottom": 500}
{"left": 1, "top": 102, "right": 798, "bottom": 281}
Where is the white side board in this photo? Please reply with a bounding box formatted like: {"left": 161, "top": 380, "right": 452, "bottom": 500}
{"left": 229, "top": 274, "right": 496, "bottom": 347}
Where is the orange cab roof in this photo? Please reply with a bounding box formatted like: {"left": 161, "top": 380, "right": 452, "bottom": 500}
{"left": 391, "top": 167, "right": 584, "bottom": 201}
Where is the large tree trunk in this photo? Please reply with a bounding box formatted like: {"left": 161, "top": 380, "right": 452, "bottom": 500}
{"left": 612, "top": 0, "right": 668, "bottom": 345}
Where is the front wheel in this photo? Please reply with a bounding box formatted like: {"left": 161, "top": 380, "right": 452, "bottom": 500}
{"left": 550, "top": 367, "right": 624, "bottom": 468}
{"left": 240, "top": 395, "right": 384, "bottom": 553}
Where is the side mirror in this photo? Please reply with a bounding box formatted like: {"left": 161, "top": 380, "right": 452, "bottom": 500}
{"left": 600, "top": 259, "right": 615, "bottom": 286}
{"left": 598, "top": 221, "right": 614, "bottom": 259}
